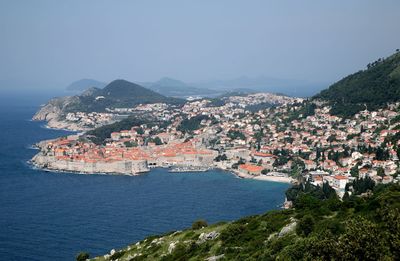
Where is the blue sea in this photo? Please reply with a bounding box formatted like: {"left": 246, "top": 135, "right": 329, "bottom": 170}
{"left": 0, "top": 99, "right": 289, "bottom": 260}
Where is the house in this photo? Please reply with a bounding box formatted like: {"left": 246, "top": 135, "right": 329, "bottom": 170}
{"left": 339, "top": 157, "right": 352, "bottom": 167}
{"left": 238, "top": 164, "right": 263, "bottom": 176}
{"left": 332, "top": 175, "right": 349, "bottom": 190}
{"left": 382, "top": 175, "right": 394, "bottom": 184}
{"left": 253, "top": 152, "right": 276, "bottom": 166}
{"left": 111, "top": 132, "right": 121, "bottom": 141}
{"left": 303, "top": 160, "right": 316, "bottom": 170}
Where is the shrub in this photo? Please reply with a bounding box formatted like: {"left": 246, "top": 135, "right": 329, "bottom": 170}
{"left": 192, "top": 219, "right": 208, "bottom": 230}
{"left": 76, "top": 252, "right": 89, "bottom": 261}
{"left": 296, "top": 215, "right": 315, "bottom": 237}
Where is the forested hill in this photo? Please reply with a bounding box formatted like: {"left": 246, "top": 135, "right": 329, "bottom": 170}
{"left": 314, "top": 51, "right": 400, "bottom": 117}
{"left": 33, "top": 79, "right": 185, "bottom": 119}
{"left": 66, "top": 79, "right": 184, "bottom": 112}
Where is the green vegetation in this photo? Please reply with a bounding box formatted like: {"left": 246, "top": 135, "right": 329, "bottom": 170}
{"left": 315, "top": 52, "right": 400, "bottom": 117}
{"left": 65, "top": 79, "right": 184, "bottom": 113}
{"left": 246, "top": 102, "right": 274, "bottom": 112}
{"left": 285, "top": 101, "right": 317, "bottom": 122}
{"left": 86, "top": 117, "right": 147, "bottom": 144}
{"left": 86, "top": 116, "right": 170, "bottom": 145}
{"left": 296, "top": 215, "right": 314, "bottom": 237}
{"left": 227, "top": 130, "right": 245, "bottom": 140}
{"left": 214, "top": 154, "right": 227, "bottom": 162}
{"left": 88, "top": 183, "right": 400, "bottom": 261}
{"left": 177, "top": 115, "right": 209, "bottom": 133}
{"left": 192, "top": 220, "right": 208, "bottom": 230}
{"left": 206, "top": 98, "right": 225, "bottom": 107}
{"left": 347, "top": 176, "right": 375, "bottom": 195}
{"left": 124, "top": 141, "right": 138, "bottom": 147}
{"left": 76, "top": 252, "right": 90, "bottom": 261}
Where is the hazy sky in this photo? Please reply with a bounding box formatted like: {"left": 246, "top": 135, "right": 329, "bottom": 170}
{"left": 1, "top": 0, "right": 400, "bottom": 91}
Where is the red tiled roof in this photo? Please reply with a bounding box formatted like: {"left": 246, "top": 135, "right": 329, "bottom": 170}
{"left": 239, "top": 164, "right": 263, "bottom": 172}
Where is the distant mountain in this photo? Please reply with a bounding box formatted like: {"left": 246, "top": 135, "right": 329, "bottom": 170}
{"left": 142, "top": 77, "right": 218, "bottom": 97}
{"left": 66, "top": 79, "right": 107, "bottom": 91}
{"left": 314, "top": 51, "right": 400, "bottom": 117}
{"left": 137, "top": 76, "right": 324, "bottom": 98}
{"left": 193, "top": 76, "right": 326, "bottom": 97}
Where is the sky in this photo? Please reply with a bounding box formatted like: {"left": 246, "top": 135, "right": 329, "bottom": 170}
{"left": 0, "top": 0, "right": 400, "bottom": 93}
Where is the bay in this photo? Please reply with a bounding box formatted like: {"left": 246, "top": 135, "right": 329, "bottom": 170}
{"left": 0, "top": 104, "right": 289, "bottom": 260}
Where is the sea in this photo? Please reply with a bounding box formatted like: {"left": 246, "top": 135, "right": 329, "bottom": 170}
{"left": 0, "top": 95, "right": 289, "bottom": 260}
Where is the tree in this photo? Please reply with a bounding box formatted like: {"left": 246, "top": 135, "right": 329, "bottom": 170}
{"left": 350, "top": 165, "right": 359, "bottom": 177}
{"left": 215, "top": 154, "right": 227, "bottom": 162}
{"left": 227, "top": 130, "right": 246, "bottom": 140}
{"left": 296, "top": 215, "right": 315, "bottom": 237}
{"left": 136, "top": 127, "right": 144, "bottom": 135}
{"left": 124, "top": 141, "right": 137, "bottom": 147}
{"left": 377, "top": 167, "right": 385, "bottom": 178}
{"left": 322, "top": 182, "right": 336, "bottom": 199}
{"left": 290, "top": 158, "right": 305, "bottom": 178}
{"left": 337, "top": 217, "right": 390, "bottom": 260}
{"left": 153, "top": 136, "right": 163, "bottom": 145}
{"left": 316, "top": 148, "right": 321, "bottom": 161}
{"left": 380, "top": 207, "right": 400, "bottom": 258}
{"left": 238, "top": 158, "right": 245, "bottom": 165}
{"left": 285, "top": 184, "right": 303, "bottom": 202}
{"left": 76, "top": 252, "right": 89, "bottom": 261}
{"left": 327, "top": 135, "right": 337, "bottom": 143}
{"left": 352, "top": 176, "right": 375, "bottom": 195}
{"left": 342, "top": 191, "right": 350, "bottom": 201}
{"left": 192, "top": 219, "right": 208, "bottom": 230}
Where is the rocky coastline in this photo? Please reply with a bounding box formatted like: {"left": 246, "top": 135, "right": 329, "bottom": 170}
{"left": 33, "top": 101, "right": 88, "bottom": 131}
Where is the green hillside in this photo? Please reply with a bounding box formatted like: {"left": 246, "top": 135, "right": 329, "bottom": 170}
{"left": 315, "top": 51, "right": 400, "bottom": 117}
{"left": 65, "top": 79, "right": 184, "bottom": 113}
{"left": 82, "top": 183, "right": 400, "bottom": 261}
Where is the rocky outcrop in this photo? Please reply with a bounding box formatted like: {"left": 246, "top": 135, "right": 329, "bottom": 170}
{"left": 33, "top": 96, "right": 77, "bottom": 121}
{"left": 205, "top": 254, "right": 225, "bottom": 261}
{"left": 32, "top": 95, "right": 84, "bottom": 130}
{"left": 278, "top": 218, "right": 297, "bottom": 237}
{"left": 197, "top": 231, "right": 220, "bottom": 244}
{"left": 32, "top": 94, "right": 106, "bottom": 131}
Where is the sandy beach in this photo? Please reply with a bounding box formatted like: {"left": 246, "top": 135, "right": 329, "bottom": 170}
{"left": 229, "top": 169, "right": 294, "bottom": 183}
{"left": 253, "top": 175, "right": 294, "bottom": 183}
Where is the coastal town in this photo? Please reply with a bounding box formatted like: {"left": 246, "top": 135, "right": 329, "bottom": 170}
{"left": 32, "top": 92, "right": 400, "bottom": 200}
